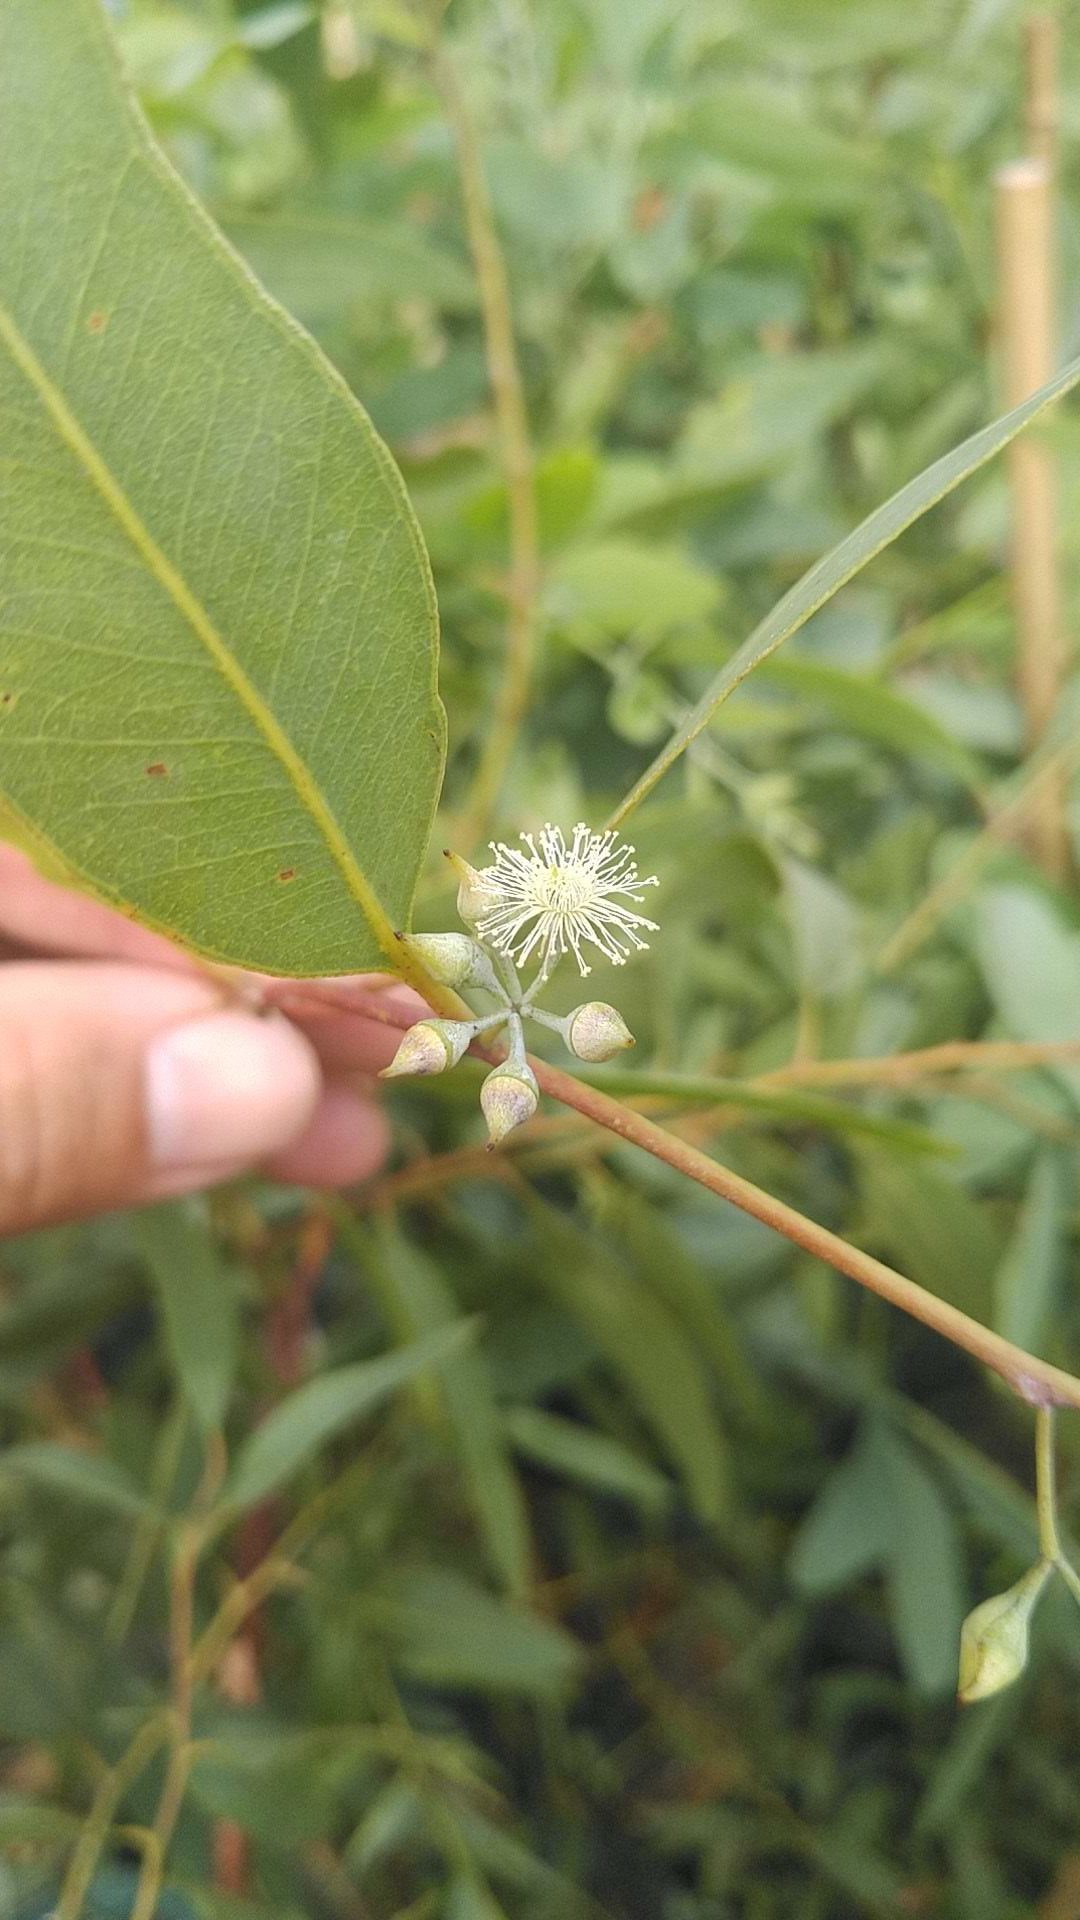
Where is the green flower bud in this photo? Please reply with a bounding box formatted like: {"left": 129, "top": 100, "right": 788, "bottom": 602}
{"left": 480, "top": 1061, "right": 539, "bottom": 1146}
{"left": 444, "top": 849, "right": 501, "bottom": 928}
{"left": 957, "top": 1560, "right": 1051, "bottom": 1703}
{"left": 566, "top": 1001, "right": 635, "bottom": 1063}
{"left": 380, "top": 1019, "right": 472, "bottom": 1080}
{"left": 403, "top": 932, "right": 501, "bottom": 994}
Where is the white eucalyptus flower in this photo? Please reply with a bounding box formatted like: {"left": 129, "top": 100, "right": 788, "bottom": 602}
{"left": 474, "top": 823, "right": 659, "bottom": 978}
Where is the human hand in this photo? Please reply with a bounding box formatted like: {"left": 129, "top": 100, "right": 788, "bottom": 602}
{"left": 0, "top": 844, "right": 424, "bottom": 1234}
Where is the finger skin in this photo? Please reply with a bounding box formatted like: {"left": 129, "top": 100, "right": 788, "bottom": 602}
{"left": 265, "top": 1084, "right": 391, "bottom": 1187}
{"left": 0, "top": 963, "right": 321, "bottom": 1233}
{"left": 0, "top": 843, "right": 184, "bottom": 966}
{"left": 0, "top": 844, "right": 428, "bottom": 1071}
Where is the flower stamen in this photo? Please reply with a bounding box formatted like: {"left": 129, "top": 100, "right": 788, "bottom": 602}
{"left": 474, "top": 822, "right": 659, "bottom": 979}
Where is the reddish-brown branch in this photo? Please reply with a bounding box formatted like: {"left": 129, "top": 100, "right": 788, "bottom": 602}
{"left": 273, "top": 980, "right": 1080, "bottom": 1411}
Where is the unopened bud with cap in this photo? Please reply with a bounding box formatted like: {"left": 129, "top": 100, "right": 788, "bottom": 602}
{"left": 566, "top": 1001, "right": 635, "bottom": 1063}
{"left": 380, "top": 1018, "right": 473, "bottom": 1080}
{"left": 444, "top": 849, "right": 501, "bottom": 929}
{"left": 480, "top": 1061, "right": 539, "bottom": 1146}
{"left": 957, "top": 1560, "right": 1051, "bottom": 1704}
{"left": 401, "top": 932, "right": 502, "bottom": 995}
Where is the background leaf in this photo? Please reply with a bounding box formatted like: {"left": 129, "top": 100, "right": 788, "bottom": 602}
{"left": 137, "top": 1199, "right": 240, "bottom": 1434}
{"left": 385, "top": 1567, "right": 581, "bottom": 1698}
{"left": 2, "top": 1442, "right": 152, "bottom": 1519}
{"left": 611, "top": 354, "right": 1080, "bottom": 826}
{"left": 223, "top": 1322, "right": 472, "bottom": 1510}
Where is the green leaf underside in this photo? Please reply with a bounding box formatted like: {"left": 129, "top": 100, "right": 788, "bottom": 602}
{"left": 610, "top": 351, "right": 1080, "bottom": 827}
{"left": 0, "top": 0, "right": 444, "bottom": 976}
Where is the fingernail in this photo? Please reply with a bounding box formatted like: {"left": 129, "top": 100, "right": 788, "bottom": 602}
{"left": 146, "top": 1011, "right": 320, "bottom": 1171}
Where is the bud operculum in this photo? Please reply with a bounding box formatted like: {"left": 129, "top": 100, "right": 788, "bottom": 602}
{"left": 957, "top": 1560, "right": 1051, "bottom": 1703}
{"left": 402, "top": 931, "right": 502, "bottom": 995}
{"left": 480, "top": 1061, "right": 539, "bottom": 1146}
{"left": 380, "top": 1018, "right": 473, "bottom": 1080}
{"left": 444, "top": 849, "right": 501, "bottom": 929}
{"left": 566, "top": 1001, "right": 635, "bottom": 1063}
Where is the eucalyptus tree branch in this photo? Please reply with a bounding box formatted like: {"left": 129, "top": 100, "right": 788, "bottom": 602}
{"left": 279, "top": 981, "right": 1080, "bottom": 1413}
{"left": 435, "top": 48, "right": 540, "bottom": 846}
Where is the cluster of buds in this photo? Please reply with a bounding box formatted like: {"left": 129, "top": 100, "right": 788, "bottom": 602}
{"left": 380, "top": 827, "right": 658, "bottom": 1148}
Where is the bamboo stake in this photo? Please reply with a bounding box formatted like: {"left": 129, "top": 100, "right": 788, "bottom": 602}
{"left": 995, "top": 148, "right": 1069, "bottom": 877}
{"left": 1025, "top": 11, "right": 1060, "bottom": 173}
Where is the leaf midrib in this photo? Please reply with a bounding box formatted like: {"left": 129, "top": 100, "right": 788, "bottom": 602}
{"left": 0, "top": 296, "right": 398, "bottom": 958}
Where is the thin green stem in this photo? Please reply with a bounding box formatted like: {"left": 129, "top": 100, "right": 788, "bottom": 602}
{"left": 106, "top": 1400, "right": 187, "bottom": 1645}
{"left": 54, "top": 1714, "right": 172, "bottom": 1920}
{"left": 337, "top": 988, "right": 1080, "bottom": 1412}
{"left": 527, "top": 1006, "right": 566, "bottom": 1035}
{"left": 1035, "top": 1404, "right": 1080, "bottom": 1609}
{"left": 1057, "top": 1556, "right": 1080, "bottom": 1608}
{"left": 128, "top": 1440, "right": 225, "bottom": 1920}
{"left": 1035, "top": 1406, "right": 1062, "bottom": 1562}
{"left": 436, "top": 47, "right": 540, "bottom": 845}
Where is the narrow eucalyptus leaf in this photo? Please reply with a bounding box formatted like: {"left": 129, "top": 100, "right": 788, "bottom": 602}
{"left": 2, "top": 1442, "right": 153, "bottom": 1520}
{"left": 137, "top": 1200, "right": 240, "bottom": 1435}
{"left": 222, "top": 1322, "right": 473, "bottom": 1511}
{"left": 0, "top": 0, "right": 444, "bottom": 976}
{"left": 611, "top": 352, "right": 1080, "bottom": 825}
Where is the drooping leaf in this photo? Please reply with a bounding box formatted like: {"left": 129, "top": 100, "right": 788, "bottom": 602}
{"left": 503, "top": 1405, "right": 672, "bottom": 1512}
{"left": 0, "top": 1794, "right": 80, "bottom": 1845}
{"left": 550, "top": 539, "right": 722, "bottom": 638}
{"left": 529, "top": 1198, "right": 731, "bottom": 1524}
{"left": 191, "top": 1727, "right": 367, "bottom": 1847}
{"left": 789, "top": 1421, "right": 894, "bottom": 1595}
{"left": 2, "top": 1442, "right": 153, "bottom": 1520}
{"left": 610, "top": 352, "right": 1080, "bottom": 825}
{"left": 443, "top": 1874, "right": 512, "bottom": 1920}
{"left": 993, "top": 1149, "right": 1069, "bottom": 1353}
{"left": 366, "top": 1219, "right": 531, "bottom": 1597}
{"left": 0, "top": 0, "right": 444, "bottom": 976}
{"left": 385, "top": 1567, "right": 581, "bottom": 1698}
{"left": 221, "top": 1322, "right": 473, "bottom": 1511}
{"left": 0, "top": 1231, "right": 140, "bottom": 1394}
{"left": 859, "top": 1157, "right": 1000, "bottom": 1322}
{"left": 760, "top": 655, "right": 982, "bottom": 783}
{"left": 137, "top": 1199, "right": 240, "bottom": 1435}
{"left": 882, "top": 1433, "right": 965, "bottom": 1697}
{"left": 976, "top": 887, "right": 1080, "bottom": 1102}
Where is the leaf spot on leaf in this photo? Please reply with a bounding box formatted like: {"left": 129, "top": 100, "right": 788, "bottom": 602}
{"left": 86, "top": 309, "right": 109, "bottom": 334}
{"left": 144, "top": 762, "right": 169, "bottom": 778}
{"left": 277, "top": 867, "right": 297, "bottom": 883}
{"left": 0, "top": 691, "right": 16, "bottom": 710}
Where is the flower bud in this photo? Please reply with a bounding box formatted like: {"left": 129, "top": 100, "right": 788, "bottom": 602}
{"left": 380, "top": 1019, "right": 472, "bottom": 1080}
{"left": 957, "top": 1560, "right": 1051, "bottom": 1703}
{"left": 480, "top": 1061, "right": 539, "bottom": 1146}
{"left": 403, "top": 932, "right": 501, "bottom": 994}
{"left": 444, "top": 849, "right": 501, "bottom": 928}
{"left": 566, "top": 1001, "right": 635, "bottom": 1063}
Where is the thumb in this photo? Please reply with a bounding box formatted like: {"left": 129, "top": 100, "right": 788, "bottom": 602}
{"left": 0, "top": 962, "right": 322, "bottom": 1234}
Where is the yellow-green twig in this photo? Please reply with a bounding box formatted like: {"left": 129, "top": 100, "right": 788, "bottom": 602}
{"left": 436, "top": 48, "right": 540, "bottom": 846}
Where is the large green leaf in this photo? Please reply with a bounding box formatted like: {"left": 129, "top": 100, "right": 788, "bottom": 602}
{"left": 0, "top": 0, "right": 443, "bottom": 975}
{"left": 610, "top": 353, "right": 1080, "bottom": 826}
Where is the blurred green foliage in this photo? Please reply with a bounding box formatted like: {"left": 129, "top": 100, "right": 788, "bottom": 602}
{"left": 6, "top": 0, "right": 1080, "bottom": 1915}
